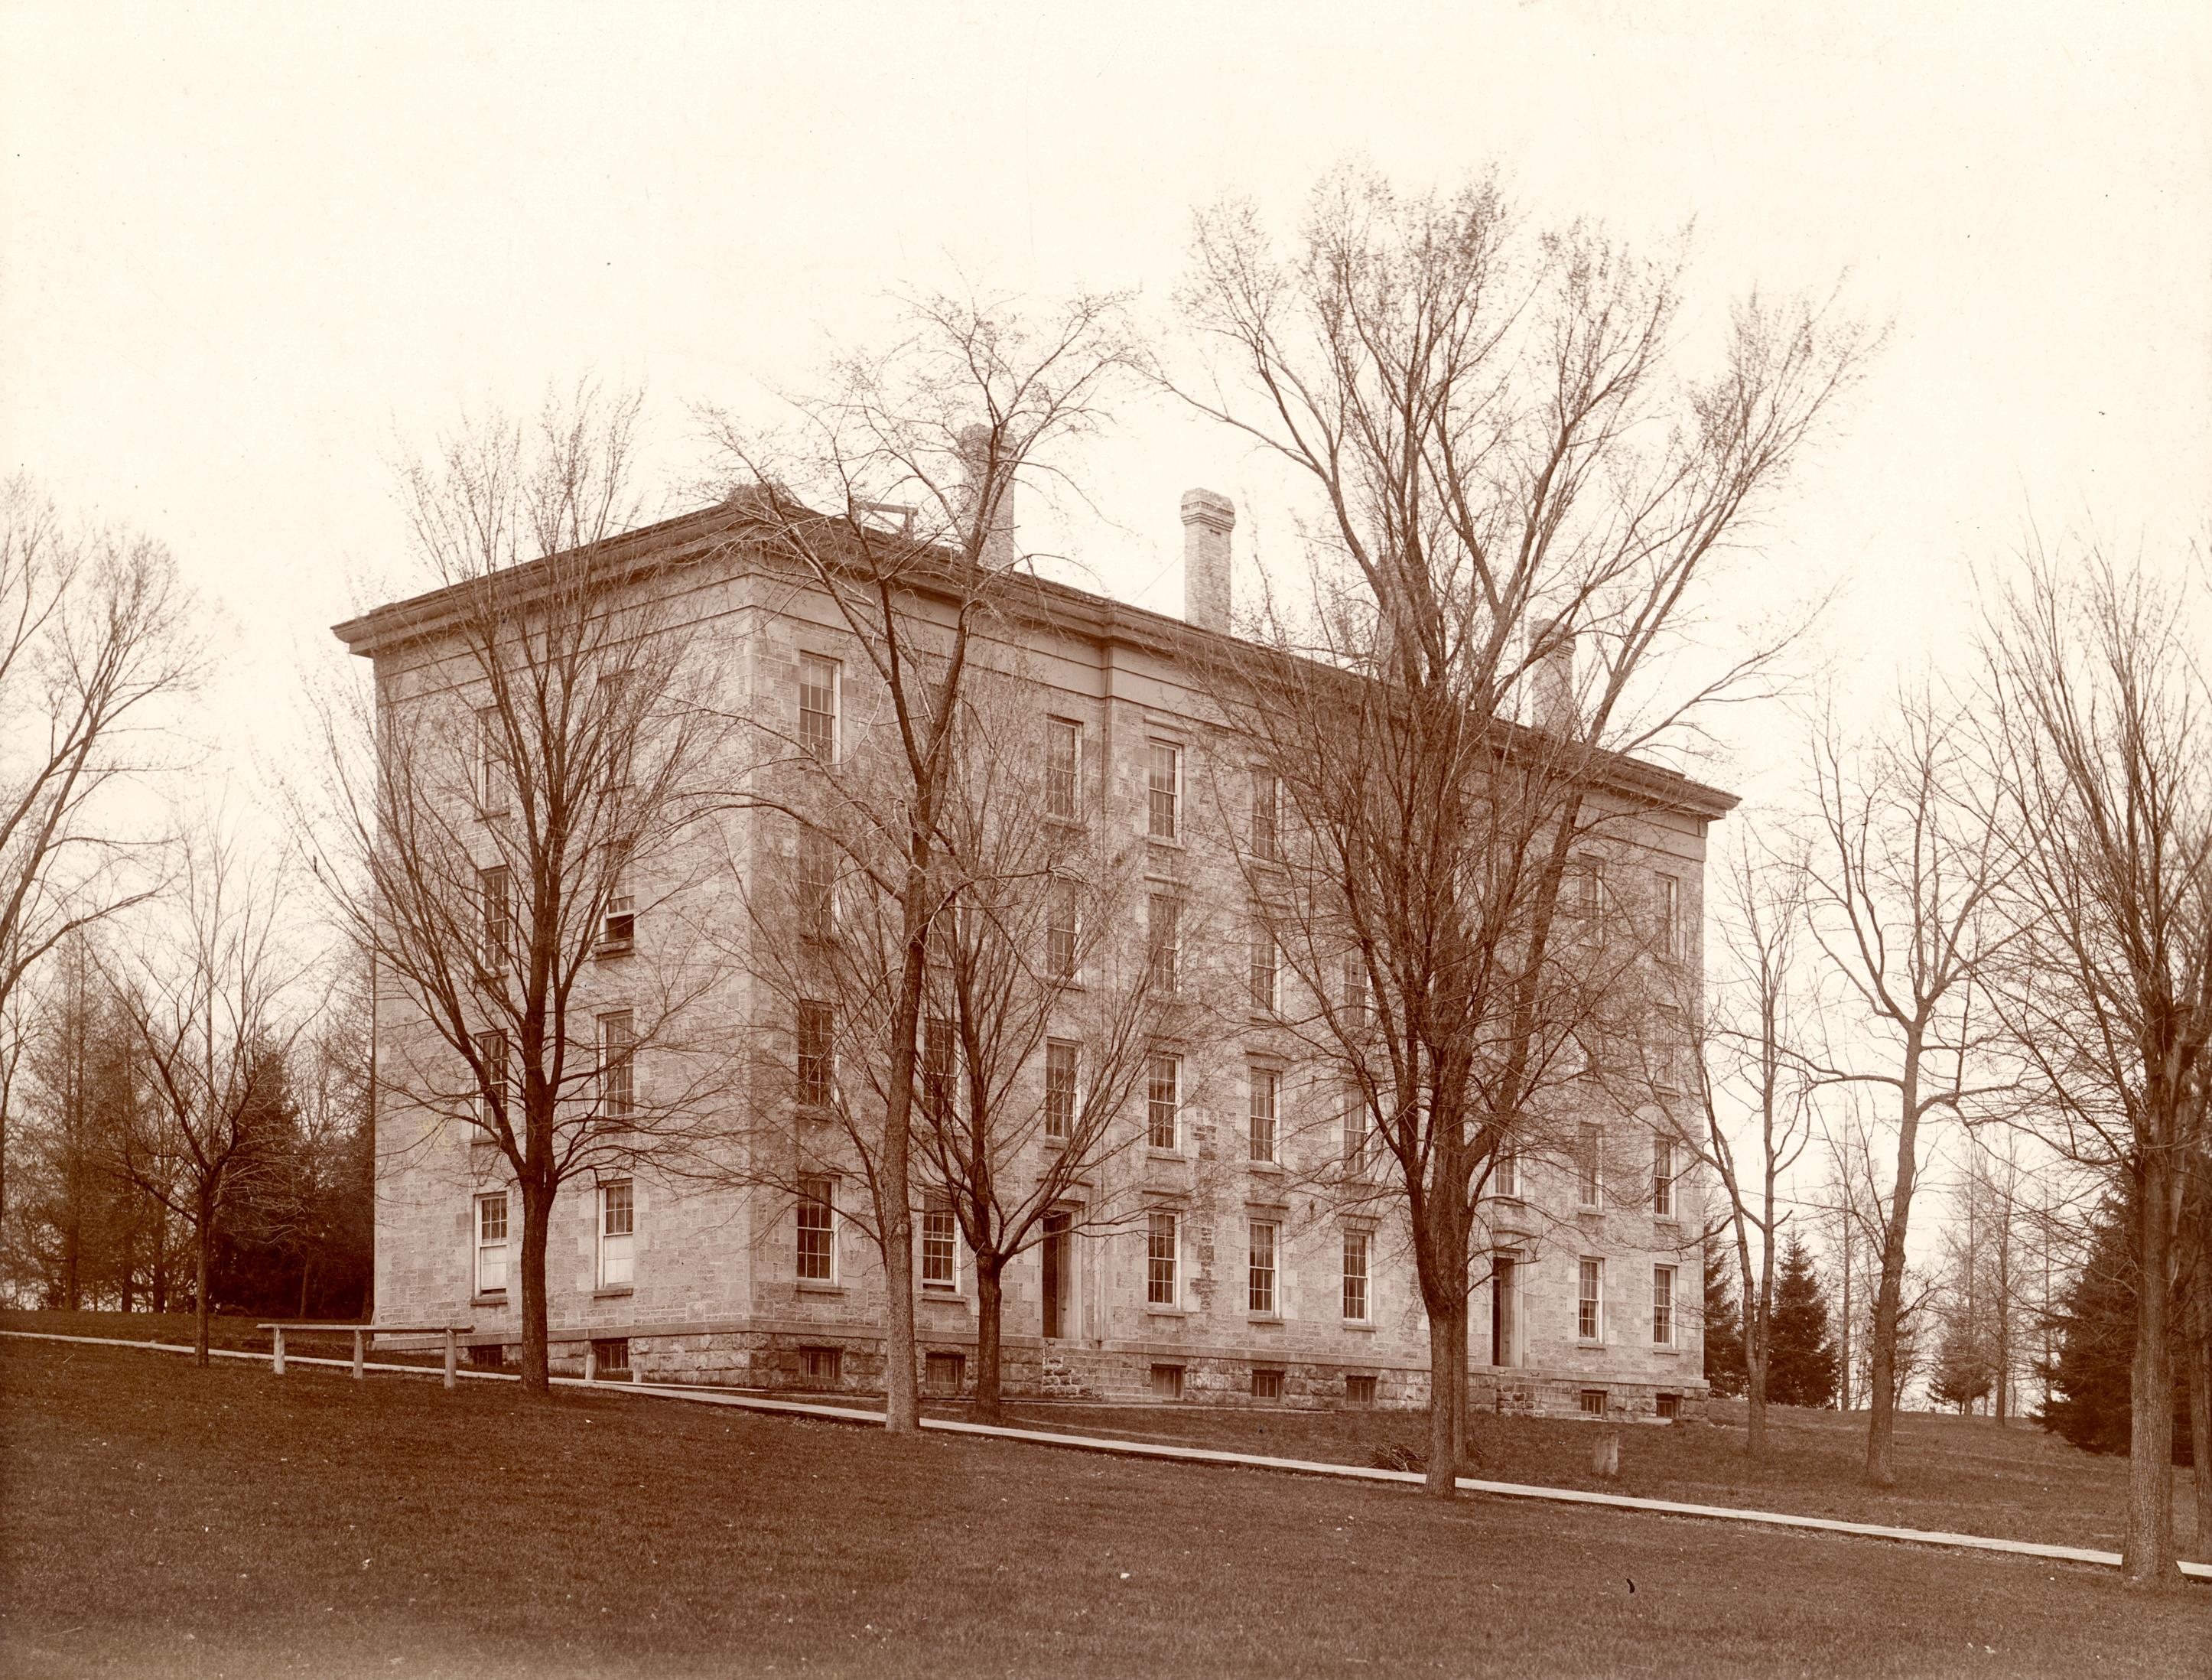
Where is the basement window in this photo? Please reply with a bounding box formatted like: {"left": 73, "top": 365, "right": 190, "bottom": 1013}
{"left": 1655, "top": 1392, "right": 1680, "bottom": 1421}
{"left": 1579, "top": 1389, "right": 1608, "bottom": 1417}
{"left": 1150, "top": 1363, "right": 1186, "bottom": 1402}
{"left": 924, "top": 1352, "right": 965, "bottom": 1395}
{"left": 799, "top": 1346, "right": 843, "bottom": 1389}
{"left": 1251, "top": 1369, "right": 1283, "bottom": 1402}
{"left": 1344, "top": 1373, "right": 1377, "bottom": 1408}
{"left": 467, "top": 1343, "right": 504, "bottom": 1370}
{"left": 592, "top": 1337, "right": 630, "bottom": 1377}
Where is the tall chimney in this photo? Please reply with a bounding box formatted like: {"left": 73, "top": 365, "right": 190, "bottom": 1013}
{"left": 957, "top": 424, "right": 1017, "bottom": 570}
{"left": 1181, "top": 488, "right": 1234, "bottom": 633}
{"left": 1531, "top": 616, "right": 1576, "bottom": 737}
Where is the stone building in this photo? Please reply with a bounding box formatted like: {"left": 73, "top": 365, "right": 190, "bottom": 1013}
{"left": 335, "top": 483, "right": 1730, "bottom": 1418}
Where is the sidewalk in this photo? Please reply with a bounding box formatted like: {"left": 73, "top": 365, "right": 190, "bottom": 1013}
{"left": 8, "top": 1327, "right": 2205, "bottom": 1584}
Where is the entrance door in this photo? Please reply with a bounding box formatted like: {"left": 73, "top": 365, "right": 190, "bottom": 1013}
{"left": 1491, "top": 1256, "right": 1517, "bottom": 1367}
{"left": 1042, "top": 1213, "right": 1072, "bottom": 1340}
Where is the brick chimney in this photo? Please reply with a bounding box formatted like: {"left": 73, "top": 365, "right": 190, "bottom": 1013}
{"left": 1531, "top": 617, "right": 1576, "bottom": 737}
{"left": 958, "top": 425, "right": 1017, "bottom": 570}
{"left": 1181, "top": 489, "right": 1234, "bottom": 633}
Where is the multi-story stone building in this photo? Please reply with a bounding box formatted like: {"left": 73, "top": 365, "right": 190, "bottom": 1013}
{"left": 336, "top": 483, "right": 1732, "bottom": 1418}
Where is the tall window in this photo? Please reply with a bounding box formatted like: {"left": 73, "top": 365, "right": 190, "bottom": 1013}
{"left": 1147, "top": 894, "right": 1179, "bottom": 995}
{"left": 796, "top": 829, "right": 837, "bottom": 939}
{"left": 1145, "top": 1053, "right": 1180, "bottom": 1151}
{"left": 799, "top": 654, "right": 839, "bottom": 761}
{"left": 474, "top": 1193, "right": 509, "bottom": 1294}
{"left": 1574, "top": 856, "right": 1605, "bottom": 924}
{"left": 479, "top": 864, "right": 509, "bottom": 969}
{"left": 796, "top": 1001, "right": 834, "bottom": 1108}
{"left": 1653, "top": 1134, "right": 1677, "bottom": 1217}
{"left": 597, "top": 1011, "right": 635, "bottom": 1125}
{"left": 796, "top": 1175, "right": 836, "bottom": 1281}
{"left": 1251, "top": 767, "right": 1280, "bottom": 862}
{"left": 1248, "top": 920, "right": 1276, "bottom": 1012}
{"left": 1248, "top": 1066, "right": 1279, "bottom": 1163}
{"left": 1342, "top": 1092, "right": 1371, "bottom": 1177}
{"left": 474, "top": 1028, "right": 509, "bottom": 1128}
{"left": 1047, "top": 881, "right": 1079, "bottom": 982}
{"left": 597, "top": 1181, "right": 634, "bottom": 1289}
{"left": 1342, "top": 956, "right": 1369, "bottom": 1029}
{"left": 477, "top": 707, "right": 505, "bottom": 814}
{"left": 1146, "top": 1211, "right": 1179, "bottom": 1307}
{"left": 1493, "top": 1151, "right": 1521, "bottom": 1200}
{"left": 1578, "top": 1256, "right": 1604, "bottom": 1341}
{"left": 1147, "top": 741, "right": 1180, "bottom": 841}
{"left": 1046, "top": 718, "right": 1082, "bottom": 821}
{"left": 1342, "top": 1230, "right": 1371, "bottom": 1322}
{"left": 1577, "top": 1122, "right": 1602, "bottom": 1207}
{"left": 600, "top": 873, "right": 636, "bottom": 951}
{"left": 1248, "top": 1221, "right": 1278, "bottom": 1315}
{"left": 922, "top": 1203, "right": 958, "bottom": 1292}
{"left": 922, "top": 1015, "right": 955, "bottom": 1125}
{"left": 1044, "top": 1040, "right": 1078, "bottom": 1140}
{"left": 1652, "top": 1264, "right": 1676, "bottom": 1346}
{"left": 1657, "top": 874, "right": 1681, "bottom": 960}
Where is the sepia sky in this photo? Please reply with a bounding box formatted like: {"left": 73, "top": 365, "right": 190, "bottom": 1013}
{"left": 4, "top": 1, "right": 2208, "bottom": 809}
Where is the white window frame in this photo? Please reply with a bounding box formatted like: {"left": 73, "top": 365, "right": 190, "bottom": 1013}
{"left": 796, "top": 1000, "right": 834, "bottom": 1109}
{"left": 1577, "top": 1122, "right": 1602, "bottom": 1208}
{"left": 1147, "top": 892, "right": 1180, "bottom": 995}
{"left": 1578, "top": 1255, "right": 1605, "bottom": 1343}
{"left": 1249, "top": 919, "right": 1277, "bottom": 1014}
{"left": 1045, "top": 717, "right": 1082, "bottom": 823}
{"left": 1248, "top": 1066, "right": 1279, "bottom": 1164}
{"left": 477, "top": 706, "right": 506, "bottom": 815}
{"left": 1653, "top": 1133, "right": 1677, "bottom": 1218}
{"left": 1146, "top": 740, "right": 1181, "bottom": 842}
{"left": 1047, "top": 879, "right": 1080, "bottom": 984}
{"left": 1251, "top": 767, "right": 1280, "bottom": 862}
{"left": 1342, "top": 1229, "right": 1371, "bottom": 1323}
{"left": 1653, "top": 1262, "right": 1676, "bottom": 1347}
{"left": 921, "top": 1202, "right": 960, "bottom": 1293}
{"left": 1657, "top": 873, "right": 1682, "bottom": 961}
{"left": 1342, "top": 955, "right": 1369, "bottom": 1030}
{"left": 1248, "top": 1219, "right": 1279, "bottom": 1317}
{"left": 1043, "top": 1039, "right": 1079, "bottom": 1140}
{"left": 1145, "top": 1053, "right": 1180, "bottom": 1151}
{"left": 600, "top": 871, "right": 636, "bottom": 952}
{"left": 479, "top": 864, "right": 509, "bottom": 970}
{"left": 799, "top": 653, "right": 841, "bottom": 763}
{"left": 597, "top": 1011, "right": 636, "bottom": 1125}
{"left": 474, "top": 1191, "right": 509, "bottom": 1295}
{"left": 597, "top": 1180, "right": 635, "bottom": 1290}
{"left": 1342, "top": 1091, "right": 1371, "bottom": 1178}
{"left": 1145, "top": 1210, "right": 1179, "bottom": 1307}
{"left": 474, "top": 1027, "right": 508, "bottom": 1129}
{"left": 796, "top": 1174, "right": 838, "bottom": 1284}
{"left": 1493, "top": 1151, "right": 1521, "bottom": 1201}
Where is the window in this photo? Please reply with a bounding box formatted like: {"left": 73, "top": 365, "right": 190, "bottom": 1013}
{"left": 1342, "top": 1230, "right": 1371, "bottom": 1322}
{"left": 1146, "top": 1211, "right": 1179, "bottom": 1307}
{"left": 1248, "top": 1066, "right": 1279, "bottom": 1164}
{"left": 924, "top": 1351, "right": 966, "bottom": 1395}
{"left": 1044, "top": 1040, "right": 1078, "bottom": 1140}
{"left": 922, "top": 1015, "right": 955, "bottom": 1125}
{"left": 796, "top": 1176, "right": 836, "bottom": 1282}
{"left": 1251, "top": 767, "right": 1280, "bottom": 861}
{"left": 474, "top": 1028, "right": 508, "bottom": 1128}
{"left": 1150, "top": 1363, "right": 1185, "bottom": 1401}
{"left": 922, "top": 1203, "right": 958, "bottom": 1291}
{"left": 592, "top": 1337, "right": 630, "bottom": 1376}
{"left": 1579, "top": 1389, "right": 1608, "bottom": 1417}
{"left": 1574, "top": 855, "right": 1604, "bottom": 922}
{"left": 799, "top": 654, "right": 839, "bottom": 762}
{"left": 1344, "top": 1373, "right": 1377, "bottom": 1407}
{"left": 1147, "top": 741, "right": 1180, "bottom": 841}
{"left": 1045, "top": 718, "right": 1082, "bottom": 822}
{"left": 474, "top": 1193, "right": 509, "bottom": 1294}
{"left": 796, "top": 1001, "right": 833, "bottom": 1108}
{"left": 468, "top": 1343, "right": 505, "bottom": 1371}
{"left": 1342, "top": 956, "right": 1370, "bottom": 1030}
{"left": 1251, "top": 1368, "right": 1283, "bottom": 1401}
{"left": 1248, "top": 920, "right": 1277, "bottom": 1013}
{"left": 1145, "top": 1053, "right": 1180, "bottom": 1151}
{"left": 796, "top": 829, "right": 837, "bottom": 939}
{"left": 1047, "top": 880, "right": 1079, "bottom": 982}
{"left": 1578, "top": 1256, "right": 1604, "bottom": 1341}
{"left": 1342, "top": 1093, "right": 1372, "bottom": 1177}
{"left": 600, "top": 873, "right": 636, "bottom": 952}
{"left": 1147, "top": 894, "right": 1179, "bottom": 995}
{"left": 1653, "top": 1263, "right": 1676, "bottom": 1346}
{"left": 799, "top": 1346, "right": 843, "bottom": 1388}
{"left": 597, "top": 1011, "right": 635, "bottom": 1125}
{"left": 1657, "top": 874, "right": 1681, "bottom": 960}
{"left": 479, "top": 865, "right": 509, "bottom": 969}
{"left": 1248, "top": 1220, "right": 1278, "bottom": 1316}
{"left": 1492, "top": 1151, "right": 1521, "bottom": 1200}
{"left": 597, "top": 1181, "right": 634, "bottom": 1289}
{"left": 477, "top": 708, "right": 505, "bottom": 814}
{"left": 1577, "top": 1123, "right": 1602, "bottom": 1208}
{"left": 1653, "top": 1135, "right": 1677, "bottom": 1218}
{"left": 1655, "top": 1392, "right": 1681, "bottom": 1421}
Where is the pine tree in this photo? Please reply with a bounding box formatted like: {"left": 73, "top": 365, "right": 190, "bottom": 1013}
{"left": 1703, "top": 1240, "right": 1746, "bottom": 1398}
{"left": 2040, "top": 1195, "right": 2193, "bottom": 1462}
{"left": 1767, "top": 1231, "right": 1840, "bottom": 1407}
{"left": 1931, "top": 1309, "right": 1995, "bottom": 1414}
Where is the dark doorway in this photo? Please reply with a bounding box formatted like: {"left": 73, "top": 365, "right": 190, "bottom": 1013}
{"left": 1491, "top": 1256, "right": 1517, "bottom": 1367}
{"left": 1042, "top": 1213, "right": 1072, "bottom": 1340}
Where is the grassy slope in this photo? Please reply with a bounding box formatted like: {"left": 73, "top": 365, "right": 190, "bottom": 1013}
{"left": 2, "top": 1338, "right": 2204, "bottom": 1680}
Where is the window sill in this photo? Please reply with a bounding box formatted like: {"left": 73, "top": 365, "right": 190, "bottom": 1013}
{"left": 1144, "top": 1305, "right": 1186, "bottom": 1319}
{"left": 1146, "top": 1147, "right": 1186, "bottom": 1162}
{"left": 1145, "top": 835, "right": 1184, "bottom": 851}
{"left": 920, "top": 1288, "right": 968, "bottom": 1304}
{"left": 1651, "top": 1344, "right": 1682, "bottom": 1356}
{"left": 1247, "top": 1314, "right": 1284, "bottom": 1326}
{"left": 1576, "top": 1337, "right": 1606, "bottom": 1350}
{"left": 1248, "top": 1159, "right": 1283, "bottom": 1174}
{"left": 593, "top": 943, "right": 635, "bottom": 962}
{"left": 593, "top": 1287, "right": 634, "bottom": 1300}
{"left": 1341, "top": 1319, "right": 1375, "bottom": 1332}
{"left": 796, "top": 1280, "right": 845, "bottom": 1295}
{"left": 470, "top": 1292, "right": 509, "bottom": 1307}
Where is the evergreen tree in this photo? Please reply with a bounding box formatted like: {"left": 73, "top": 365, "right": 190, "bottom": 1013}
{"left": 1767, "top": 1231, "right": 1840, "bottom": 1407}
{"left": 1930, "top": 1309, "right": 1995, "bottom": 1413}
{"left": 2040, "top": 1196, "right": 2193, "bottom": 1463}
{"left": 1703, "top": 1239, "right": 1746, "bottom": 1398}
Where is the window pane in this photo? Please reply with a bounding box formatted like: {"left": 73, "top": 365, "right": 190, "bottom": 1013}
{"left": 1248, "top": 921, "right": 1275, "bottom": 1011}
{"left": 599, "top": 1012, "right": 635, "bottom": 1122}
{"left": 797, "top": 1002, "right": 833, "bottom": 1107}
{"left": 1578, "top": 1124, "right": 1602, "bottom": 1206}
{"left": 1248, "top": 1068, "right": 1278, "bottom": 1162}
{"left": 1146, "top": 1212, "right": 1177, "bottom": 1306}
{"left": 1653, "top": 1264, "right": 1674, "bottom": 1345}
{"left": 922, "top": 1206, "right": 958, "bottom": 1289}
{"left": 1046, "top": 719, "right": 1081, "bottom": 821}
{"left": 1653, "top": 1135, "right": 1674, "bottom": 1217}
{"left": 1044, "top": 1040, "right": 1078, "bottom": 1139}
{"left": 1147, "top": 743, "right": 1179, "bottom": 841}
{"left": 799, "top": 655, "right": 838, "bottom": 761}
{"left": 1146, "top": 1054, "right": 1179, "bottom": 1150}
{"left": 797, "top": 1176, "right": 835, "bottom": 1281}
{"left": 1579, "top": 1257, "right": 1602, "bottom": 1340}
{"left": 1047, "top": 882, "right": 1079, "bottom": 982}
{"left": 1342, "top": 1232, "right": 1369, "bottom": 1321}
{"left": 1248, "top": 1222, "right": 1277, "bottom": 1315}
{"left": 1147, "top": 894, "right": 1179, "bottom": 994}
{"left": 480, "top": 866, "right": 509, "bottom": 968}
{"left": 1251, "top": 768, "right": 1279, "bottom": 861}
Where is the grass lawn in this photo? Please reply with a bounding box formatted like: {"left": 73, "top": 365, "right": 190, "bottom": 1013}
{"left": 2, "top": 1337, "right": 2204, "bottom": 1679}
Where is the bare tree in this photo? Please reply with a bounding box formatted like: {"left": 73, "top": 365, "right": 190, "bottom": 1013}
{"left": 321, "top": 386, "right": 738, "bottom": 1393}
{"left": 0, "top": 476, "right": 197, "bottom": 1228}
{"left": 105, "top": 829, "right": 306, "bottom": 1363}
{"left": 1804, "top": 685, "right": 2015, "bottom": 1484}
{"left": 1167, "top": 164, "right": 1871, "bottom": 1494}
{"left": 1979, "top": 543, "right": 2211, "bottom": 1587}
{"left": 699, "top": 289, "right": 1138, "bottom": 1434}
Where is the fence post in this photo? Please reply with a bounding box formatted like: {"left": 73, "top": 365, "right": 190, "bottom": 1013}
{"left": 272, "top": 1326, "right": 286, "bottom": 1378}
{"left": 444, "top": 1328, "right": 457, "bottom": 1391}
{"left": 353, "top": 1329, "right": 365, "bottom": 1380}
{"left": 584, "top": 1340, "right": 597, "bottom": 1383}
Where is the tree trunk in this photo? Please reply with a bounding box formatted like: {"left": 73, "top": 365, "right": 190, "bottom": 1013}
{"left": 2120, "top": 1154, "right": 2178, "bottom": 1586}
{"left": 1424, "top": 1309, "right": 1457, "bottom": 1496}
{"left": 1866, "top": 1073, "right": 1924, "bottom": 1487}
{"left": 517, "top": 1176, "right": 553, "bottom": 1394}
{"left": 1449, "top": 1293, "right": 1469, "bottom": 1472}
{"left": 974, "top": 1259, "right": 1005, "bottom": 1421}
{"left": 151, "top": 1204, "right": 169, "bottom": 1314}
{"left": 877, "top": 857, "right": 931, "bottom": 1437}
{"left": 2188, "top": 1292, "right": 2210, "bottom": 1564}
{"left": 192, "top": 1200, "right": 212, "bottom": 1367}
